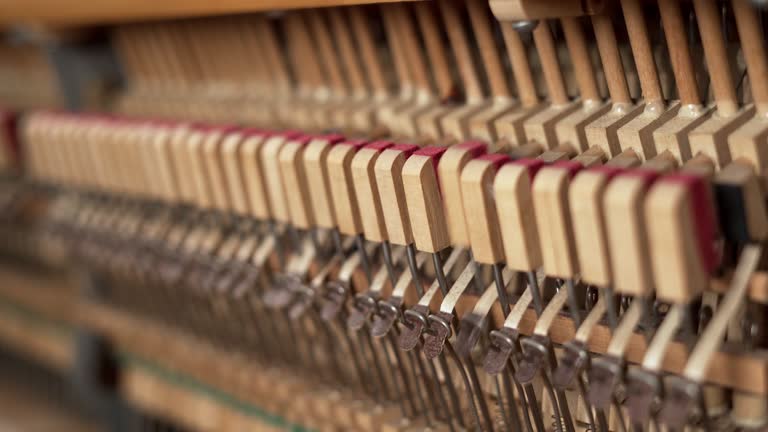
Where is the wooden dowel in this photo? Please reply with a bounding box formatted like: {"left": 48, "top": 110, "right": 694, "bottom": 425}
{"left": 307, "top": 10, "right": 348, "bottom": 96}
{"left": 162, "top": 24, "right": 194, "bottom": 84}
{"left": 209, "top": 20, "right": 242, "bottom": 83}
{"left": 620, "top": 0, "right": 664, "bottom": 105}
{"left": 141, "top": 25, "right": 167, "bottom": 82}
{"left": 119, "top": 26, "right": 152, "bottom": 81}
{"left": 299, "top": 13, "right": 332, "bottom": 91}
{"left": 349, "top": 7, "right": 389, "bottom": 97}
{"left": 148, "top": 24, "right": 185, "bottom": 85}
{"left": 284, "top": 15, "right": 312, "bottom": 91}
{"left": 236, "top": 17, "right": 272, "bottom": 86}
{"left": 229, "top": 21, "right": 254, "bottom": 84}
{"left": 413, "top": 2, "right": 453, "bottom": 100}
{"left": 438, "top": 0, "right": 484, "bottom": 103}
{"left": 560, "top": 16, "right": 601, "bottom": 103}
{"left": 732, "top": 0, "right": 768, "bottom": 115}
{"left": 129, "top": 25, "right": 160, "bottom": 82}
{"left": 381, "top": 4, "right": 415, "bottom": 95}
{"left": 137, "top": 24, "right": 168, "bottom": 83}
{"left": 217, "top": 20, "right": 246, "bottom": 82}
{"left": 328, "top": 9, "right": 368, "bottom": 97}
{"left": 591, "top": 14, "right": 632, "bottom": 105}
{"left": 253, "top": 16, "right": 292, "bottom": 92}
{"left": 693, "top": 0, "right": 738, "bottom": 116}
{"left": 532, "top": 21, "right": 570, "bottom": 106}
{"left": 163, "top": 23, "right": 203, "bottom": 86}
{"left": 204, "top": 20, "right": 231, "bottom": 82}
{"left": 289, "top": 13, "right": 327, "bottom": 92}
{"left": 169, "top": 23, "right": 199, "bottom": 85}
{"left": 226, "top": 18, "right": 257, "bottom": 84}
{"left": 294, "top": 17, "right": 317, "bottom": 91}
{"left": 500, "top": 22, "right": 539, "bottom": 107}
{"left": 112, "top": 27, "right": 144, "bottom": 84}
{"left": 657, "top": 0, "right": 701, "bottom": 107}
{"left": 466, "top": 0, "right": 511, "bottom": 99}
{"left": 188, "top": 20, "right": 222, "bottom": 83}
{"left": 391, "top": 3, "right": 432, "bottom": 96}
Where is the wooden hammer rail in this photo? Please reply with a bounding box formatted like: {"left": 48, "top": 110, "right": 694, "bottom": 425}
{"left": 0, "top": 0, "right": 422, "bottom": 27}
{"left": 1, "top": 0, "right": 610, "bottom": 30}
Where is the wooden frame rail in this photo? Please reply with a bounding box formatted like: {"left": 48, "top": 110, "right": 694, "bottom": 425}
{"left": 0, "top": 0, "right": 421, "bottom": 28}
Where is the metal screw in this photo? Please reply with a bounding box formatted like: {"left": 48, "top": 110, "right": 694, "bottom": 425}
{"left": 511, "top": 20, "right": 539, "bottom": 33}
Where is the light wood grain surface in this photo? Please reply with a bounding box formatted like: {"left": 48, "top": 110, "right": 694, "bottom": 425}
{"left": 0, "top": 0, "right": 422, "bottom": 27}
{"left": 402, "top": 153, "right": 450, "bottom": 253}
{"left": 374, "top": 148, "right": 414, "bottom": 246}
